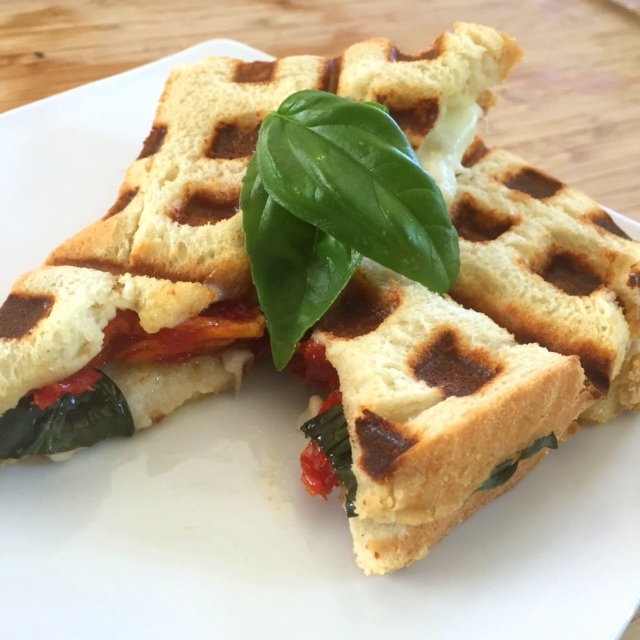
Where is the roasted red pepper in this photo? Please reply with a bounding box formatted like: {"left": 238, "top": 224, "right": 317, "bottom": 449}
{"left": 288, "top": 338, "right": 340, "bottom": 393}
{"left": 31, "top": 367, "right": 103, "bottom": 410}
{"left": 31, "top": 301, "right": 265, "bottom": 409}
{"left": 299, "top": 390, "right": 343, "bottom": 499}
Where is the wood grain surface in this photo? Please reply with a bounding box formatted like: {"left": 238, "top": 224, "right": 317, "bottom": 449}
{"left": 0, "top": 0, "right": 639, "bottom": 636}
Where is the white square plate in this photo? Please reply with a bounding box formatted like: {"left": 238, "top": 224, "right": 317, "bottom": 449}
{"left": 0, "top": 40, "right": 639, "bottom": 640}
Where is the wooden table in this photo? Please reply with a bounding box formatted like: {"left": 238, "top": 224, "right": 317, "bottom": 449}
{"left": 1, "top": 0, "right": 639, "bottom": 636}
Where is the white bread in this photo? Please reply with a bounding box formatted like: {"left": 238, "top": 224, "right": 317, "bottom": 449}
{"left": 302, "top": 261, "right": 587, "bottom": 573}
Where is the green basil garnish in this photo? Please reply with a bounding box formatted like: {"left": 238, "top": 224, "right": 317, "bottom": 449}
{"left": 241, "top": 89, "right": 459, "bottom": 369}
{"left": 300, "top": 403, "right": 357, "bottom": 517}
{"left": 477, "top": 433, "right": 558, "bottom": 492}
{"left": 241, "top": 154, "right": 361, "bottom": 370}
{"left": 0, "top": 371, "right": 135, "bottom": 460}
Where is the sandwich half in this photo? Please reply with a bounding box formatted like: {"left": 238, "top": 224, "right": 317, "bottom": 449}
{"left": 294, "top": 137, "right": 640, "bottom": 576}
{"left": 0, "top": 23, "right": 521, "bottom": 461}
{"left": 296, "top": 263, "right": 587, "bottom": 574}
{"left": 450, "top": 140, "right": 640, "bottom": 423}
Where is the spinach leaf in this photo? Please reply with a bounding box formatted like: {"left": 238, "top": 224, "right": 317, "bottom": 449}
{"left": 300, "top": 403, "right": 357, "bottom": 517}
{"left": 241, "top": 155, "right": 362, "bottom": 370}
{"left": 0, "top": 371, "right": 134, "bottom": 460}
{"left": 477, "top": 433, "right": 558, "bottom": 493}
{"left": 256, "top": 90, "right": 459, "bottom": 292}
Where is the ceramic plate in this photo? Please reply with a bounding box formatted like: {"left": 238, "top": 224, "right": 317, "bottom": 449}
{"left": 0, "top": 40, "right": 639, "bottom": 640}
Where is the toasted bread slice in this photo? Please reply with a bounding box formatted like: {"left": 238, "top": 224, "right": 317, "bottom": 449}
{"left": 450, "top": 142, "right": 640, "bottom": 422}
{"left": 304, "top": 262, "right": 587, "bottom": 571}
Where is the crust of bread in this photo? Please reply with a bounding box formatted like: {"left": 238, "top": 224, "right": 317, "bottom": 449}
{"left": 349, "top": 450, "right": 548, "bottom": 575}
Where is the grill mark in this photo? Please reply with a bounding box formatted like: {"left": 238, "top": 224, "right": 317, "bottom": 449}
{"left": 412, "top": 329, "right": 499, "bottom": 397}
{"left": 539, "top": 252, "right": 603, "bottom": 297}
{"left": 450, "top": 290, "right": 614, "bottom": 397}
{"left": 505, "top": 167, "right": 564, "bottom": 200}
{"left": 590, "top": 210, "right": 631, "bottom": 239}
{"left": 385, "top": 98, "right": 439, "bottom": 145}
{"left": 319, "top": 56, "right": 342, "bottom": 94}
{"left": 138, "top": 125, "right": 167, "bottom": 159}
{"left": 461, "top": 138, "right": 490, "bottom": 168}
{"left": 628, "top": 272, "right": 640, "bottom": 289}
{"left": 206, "top": 122, "right": 260, "bottom": 160}
{"left": 169, "top": 191, "right": 240, "bottom": 227}
{"left": 103, "top": 188, "right": 139, "bottom": 220}
{"left": 0, "top": 294, "right": 54, "bottom": 340}
{"left": 389, "top": 34, "right": 444, "bottom": 62}
{"left": 319, "top": 273, "right": 399, "bottom": 339}
{"left": 451, "top": 198, "right": 514, "bottom": 242}
{"left": 355, "top": 409, "right": 417, "bottom": 480}
{"left": 233, "top": 60, "right": 276, "bottom": 83}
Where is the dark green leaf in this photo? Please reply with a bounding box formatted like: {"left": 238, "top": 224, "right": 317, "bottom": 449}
{"left": 521, "top": 432, "right": 558, "bottom": 460}
{"left": 0, "top": 371, "right": 135, "bottom": 460}
{"left": 256, "top": 90, "right": 459, "bottom": 292}
{"left": 477, "top": 432, "right": 559, "bottom": 493}
{"left": 300, "top": 403, "right": 357, "bottom": 517}
{"left": 241, "top": 154, "right": 361, "bottom": 370}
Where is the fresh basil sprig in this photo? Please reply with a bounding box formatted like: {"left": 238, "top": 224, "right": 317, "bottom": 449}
{"left": 242, "top": 155, "right": 361, "bottom": 370}
{"left": 241, "top": 89, "right": 459, "bottom": 369}
{"left": 0, "top": 371, "right": 135, "bottom": 460}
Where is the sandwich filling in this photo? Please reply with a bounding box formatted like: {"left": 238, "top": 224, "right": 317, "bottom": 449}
{"left": 0, "top": 300, "right": 265, "bottom": 460}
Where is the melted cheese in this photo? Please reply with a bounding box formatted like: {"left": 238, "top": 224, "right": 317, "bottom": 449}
{"left": 416, "top": 101, "right": 483, "bottom": 205}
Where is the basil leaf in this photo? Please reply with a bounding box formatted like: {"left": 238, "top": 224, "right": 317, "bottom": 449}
{"left": 0, "top": 371, "right": 135, "bottom": 460}
{"left": 300, "top": 403, "right": 357, "bottom": 517}
{"left": 520, "top": 432, "right": 558, "bottom": 460}
{"left": 477, "top": 433, "right": 559, "bottom": 492}
{"left": 241, "top": 154, "right": 361, "bottom": 370}
{"left": 256, "top": 90, "right": 459, "bottom": 292}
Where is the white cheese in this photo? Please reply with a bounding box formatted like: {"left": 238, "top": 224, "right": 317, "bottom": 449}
{"left": 416, "top": 101, "right": 483, "bottom": 205}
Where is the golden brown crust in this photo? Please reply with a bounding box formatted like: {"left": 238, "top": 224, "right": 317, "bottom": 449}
{"left": 350, "top": 451, "right": 547, "bottom": 575}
